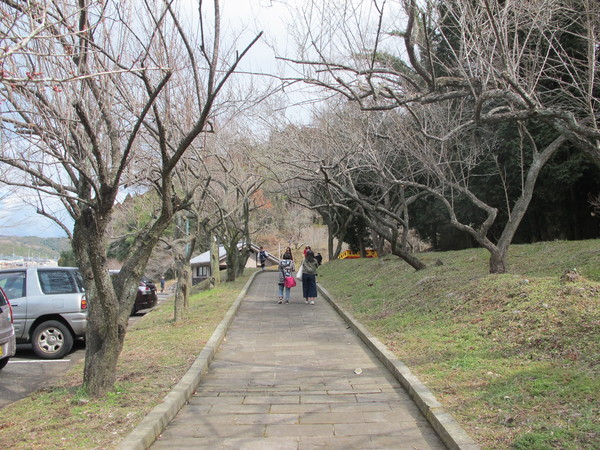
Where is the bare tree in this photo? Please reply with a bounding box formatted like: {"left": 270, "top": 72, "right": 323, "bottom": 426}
{"left": 278, "top": 0, "right": 598, "bottom": 272}
{"left": 0, "top": 0, "right": 261, "bottom": 396}
{"left": 397, "top": 101, "right": 568, "bottom": 273}
{"left": 263, "top": 102, "right": 428, "bottom": 269}
{"left": 286, "top": 0, "right": 598, "bottom": 160}
{"left": 202, "top": 131, "right": 266, "bottom": 281}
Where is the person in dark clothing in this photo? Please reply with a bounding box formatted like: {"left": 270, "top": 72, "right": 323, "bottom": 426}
{"left": 258, "top": 246, "right": 267, "bottom": 271}
{"left": 315, "top": 252, "right": 323, "bottom": 266}
{"left": 300, "top": 249, "right": 319, "bottom": 305}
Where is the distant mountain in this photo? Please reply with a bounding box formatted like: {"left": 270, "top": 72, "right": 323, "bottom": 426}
{"left": 0, "top": 235, "right": 70, "bottom": 259}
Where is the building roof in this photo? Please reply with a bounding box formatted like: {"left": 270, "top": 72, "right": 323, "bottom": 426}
{"left": 190, "top": 243, "right": 280, "bottom": 266}
{"left": 190, "top": 245, "right": 227, "bottom": 265}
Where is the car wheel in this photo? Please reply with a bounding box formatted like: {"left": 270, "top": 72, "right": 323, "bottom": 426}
{"left": 0, "top": 357, "right": 8, "bottom": 370}
{"left": 31, "top": 320, "right": 73, "bottom": 359}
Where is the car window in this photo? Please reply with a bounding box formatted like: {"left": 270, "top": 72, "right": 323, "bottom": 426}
{"left": 0, "top": 271, "right": 26, "bottom": 299}
{"left": 0, "top": 288, "right": 7, "bottom": 306}
{"left": 38, "top": 270, "right": 78, "bottom": 295}
{"left": 73, "top": 270, "right": 85, "bottom": 291}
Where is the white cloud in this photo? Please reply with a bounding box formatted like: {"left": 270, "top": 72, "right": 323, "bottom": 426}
{"left": 0, "top": 190, "right": 71, "bottom": 238}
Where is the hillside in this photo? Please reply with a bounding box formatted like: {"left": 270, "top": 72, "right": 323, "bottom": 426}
{"left": 318, "top": 239, "right": 599, "bottom": 449}
{"left": 0, "top": 235, "right": 70, "bottom": 259}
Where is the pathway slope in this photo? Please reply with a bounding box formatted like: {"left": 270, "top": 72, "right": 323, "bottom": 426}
{"left": 151, "top": 272, "right": 449, "bottom": 449}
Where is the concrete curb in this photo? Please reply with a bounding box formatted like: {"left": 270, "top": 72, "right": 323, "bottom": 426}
{"left": 318, "top": 284, "right": 480, "bottom": 450}
{"left": 117, "top": 270, "right": 261, "bottom": 450}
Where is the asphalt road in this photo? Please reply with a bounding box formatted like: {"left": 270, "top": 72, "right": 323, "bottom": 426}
{"left": 0, "top": 340, "right": 86, "bottom": 408}
{"left": 0, "top": 294, "right": 169, "bottom": 409}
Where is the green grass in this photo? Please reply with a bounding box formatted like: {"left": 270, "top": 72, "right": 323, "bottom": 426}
{"left": 318, "top": 239, "right": 600, "bottom": 449}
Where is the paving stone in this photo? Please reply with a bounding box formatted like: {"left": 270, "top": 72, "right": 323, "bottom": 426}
{"left": 300, "top": 393, "right": 358, "bottom": 404}
{"left": 363, "top": 409, "right": 428, "bottom": 423}
{"left": 243, "top": 395, "right": 301, "bottom": 405}
{"left": 298, "top": 435, "right": 374, "bottom": 450}
{"left": 329, "top": 402, "right": 393, "bottom": 413}
{"left": 266, "top": 423, "right": 334, "bottom": 437}
{"left": 369, "top": 432, "right": 447, "bottom": 449}
{"left": 192, "top": 422, "right": 266, "bottom": 438}
{"left": 334, "top": 421, "right": 405, "bottom": 436}
{"left": 270, "top": 403, "right": 331, "bottom": 414}
{"left": 207, "top": 404, "right": 271, "bottom": 415}
{"left": 229, "top": 413, "right": 299, "bottom": 425}
{"left": 299, "top": 411, "right": 365, "bottom": 424}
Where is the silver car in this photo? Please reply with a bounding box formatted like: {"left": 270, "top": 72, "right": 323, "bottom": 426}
{"left": 0, "top": 286, "right": 16, "bottom": 370}
{"left": 0, "top": 267, "right": 87, "bottom": 359}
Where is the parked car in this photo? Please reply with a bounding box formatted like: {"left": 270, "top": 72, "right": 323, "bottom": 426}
{"left": 133, "top": 277, "right": 158, "bottom": 314}
{"left": 0, "top": 286, "right": 16, "bottom": 370}
{"left": 0, "top": 267, "right": 87, "bottom": 359}
{"left": 109, "top": 271, "right": 158, "bottom": 315}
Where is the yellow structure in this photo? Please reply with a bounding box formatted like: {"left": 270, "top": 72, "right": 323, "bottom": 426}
{"left": 338, "top": 249, "right": 378, "bottom": 259}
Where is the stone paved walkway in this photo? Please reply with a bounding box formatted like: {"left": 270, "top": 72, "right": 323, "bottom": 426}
{"left": 151, "top": 271, "right": 446, "bottom": 449}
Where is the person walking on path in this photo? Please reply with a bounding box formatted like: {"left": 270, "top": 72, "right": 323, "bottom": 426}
{"left": 258, "top": 246, "right": 268, "bottom": 271}
{"left": 277, "top": 250, "right": 295, "bottom": 304}
{"left": 160, "top": 276, "right": 165, "bottom": 293}
{"left": 300, "top": 249, "right": 319, "bottom": 305}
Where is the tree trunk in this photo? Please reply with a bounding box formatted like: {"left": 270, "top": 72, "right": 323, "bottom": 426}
{"left": 236, "top": 199, "right": 251, "bottom": 277}
{"left": 174, "top": 227, "right": 196, "bottom": 320}
{"left": 489, "top": 250, "right": 507, "bottom": 274}
{"left": 372, "top": 219, "right": 427, "bottom": 271}
{"left": 173, "top": 255, "right": 186, "bottom": 322}
{"left": 210, "top": 234, "right": 220, "bottom": 285}
{"left": 488, "top": 135, "right": 567, "bottom": 274}
{"left": 391, "top": 246, "right": 427, "bottom": 271}
{"left": 175, "top": 263, "right": 190, "bottom": 319}
{"left": 359, "top": 239, "right": 366, "bottom": 258}
{"left": 226, "top": 260, "right": 236, "bottom": 281}
{"left": 236, "top": 248, "right": 249, "bottom": 277}
{"left": 333, "top": 238, "right": 343, "bottom": 259}
{"left": 74, "top": 213, "right": 131, "bottom": 397}
{"left": 224, "top": 236, "right": 239, "bottom": 282}
{"left": 371, "top": 230, "right": 385, "bottom": 267}
{"left": 327, "top": 222, "right": 334, "bottom": 261}
{"left": 75, "top": 196, "right": 173, "bottom": 396}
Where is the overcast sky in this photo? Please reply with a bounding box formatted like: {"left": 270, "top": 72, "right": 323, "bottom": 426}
{"left": 0, "top": 0, "right": 301, "bottom": 239}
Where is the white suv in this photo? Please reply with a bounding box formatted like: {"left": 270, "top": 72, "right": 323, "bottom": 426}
{"left": 0, "top": 267, "right": 87, "bottom": 359}
{"left": 0, "top": 286, "right": 16, "bottom": 370}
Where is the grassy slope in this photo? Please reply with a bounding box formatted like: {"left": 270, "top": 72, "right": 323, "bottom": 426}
{"left": 0, "top": 236, "right": 70, "bottom": 259}
{"left": 318, "top": 240, "right": 599, "bottom": 449}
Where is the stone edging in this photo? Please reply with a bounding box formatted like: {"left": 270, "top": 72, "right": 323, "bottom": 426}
{"left": 318, "top": 284, "right": 481, "bottom": 450}
{"left": 116, "top": 270, "right": 261, "bottom": 450}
